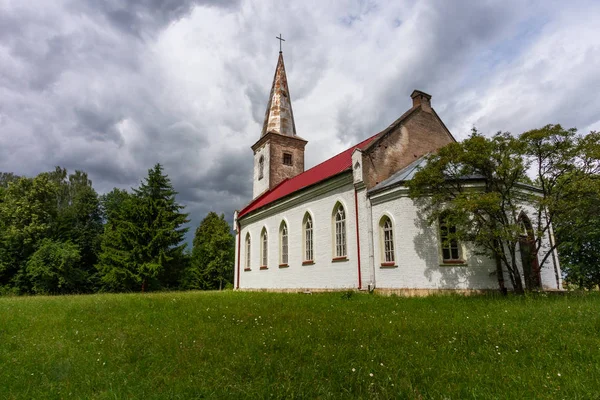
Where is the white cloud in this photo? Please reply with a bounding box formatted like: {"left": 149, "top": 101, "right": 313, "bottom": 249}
{"left": 0, "top": 0, "right": 599, "bottom": 239}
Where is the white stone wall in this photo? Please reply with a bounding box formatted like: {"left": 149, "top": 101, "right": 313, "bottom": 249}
{"left": 253, "top": 143, "right": 270, "bottom": 199}
{"left": 370, "top": 195, "right": 500, "bottom": 289}
{"left": 237, "top": 178, "right": 362, "bottom": 290}
{"left": 235, "top": 175, "right": 562, "bottom": 291}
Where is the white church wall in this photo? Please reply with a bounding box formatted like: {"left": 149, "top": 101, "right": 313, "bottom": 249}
{"left": 370, "top": 194, "right": 499, "bottom": 290}
{"left": 237, "top": 175, "right": 361, "bottom": 290}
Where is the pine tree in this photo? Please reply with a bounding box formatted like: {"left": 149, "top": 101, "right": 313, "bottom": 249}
{"left": 97, "top": 164, "right": 189, "bottom": 292}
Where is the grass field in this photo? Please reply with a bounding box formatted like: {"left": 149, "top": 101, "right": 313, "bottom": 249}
{"left": 1, "top": 291, "right": 599, "bottom": 399}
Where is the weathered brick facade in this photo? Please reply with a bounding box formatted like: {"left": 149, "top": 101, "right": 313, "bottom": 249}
{"left": 361, "top": 91, "right": 456, "bottom": 189}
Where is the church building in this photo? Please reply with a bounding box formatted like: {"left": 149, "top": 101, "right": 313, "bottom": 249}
{"left": 233, "top": 51, "right": 562, "bottom": 293}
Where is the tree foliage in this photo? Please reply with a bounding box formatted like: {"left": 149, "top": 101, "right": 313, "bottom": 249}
{"left": 408, "top": 126, "right": 599, "bottom": 293}
{"left": 26, "top": 239, "right": 84, "bottom": 294}
{"left": 97, "top": 164, "right": 189, "bottom": 292}
{"left": 183, "top": 212, "right": 234, "bottom": 290}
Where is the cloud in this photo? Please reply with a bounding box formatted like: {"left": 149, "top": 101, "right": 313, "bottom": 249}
{"left": 1, "top": 0, "right": 599, "bottom": 244}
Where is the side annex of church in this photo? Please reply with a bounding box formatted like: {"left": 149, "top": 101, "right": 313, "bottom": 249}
{"left": 233, "top": 51, "right": 562, "bottom": 292}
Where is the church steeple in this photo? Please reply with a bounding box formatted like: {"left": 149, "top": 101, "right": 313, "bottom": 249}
{"left": 251, "top": 49, "right": 307, "bottom": 199}
{"left": 261, "top": 52, "right": 297, "bottom": 137}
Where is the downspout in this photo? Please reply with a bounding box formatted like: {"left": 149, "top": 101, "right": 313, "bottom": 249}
{"left": 236, "top": 220, "right": 241, "bottom": 289}
{"left": 367, "top": 194, "right": 376, "bottom": 291}
{"left": 354, "top": 188, "right": 362, "bottom": 289}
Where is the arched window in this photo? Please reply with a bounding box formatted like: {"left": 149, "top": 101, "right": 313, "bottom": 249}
{"left": 245, "top": 233, "right": 251, "bottom": 270}
{"left": 280, "top": 221, "right": 288, "bottom": 265}
{"left": 518, "top": 212, "right": 540, "bottom": 289}
{"left": 380, "top": 216, "right": 395, "bottom": 264}
{"left": 439, "top": 214, "right": 461, "bottom": 262}
{"left": 260, "top": 228, "right": 268, "bottom": 268}
{"left": 333, "top": 204, "right": 347, "bottom": 258}
{"left": 258, "top": 156, "right": 264, "bottom": 180}
{"left": 303, "top": 213, "right": 313, "bottom": 262}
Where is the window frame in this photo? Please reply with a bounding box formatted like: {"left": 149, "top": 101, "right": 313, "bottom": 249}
{"left": 380, "top": 216, "right": 396, "bottom": 266}
{"left": 303, "top": 213, "right": 314, "bottom": 264}
{"left": 245, "top": 233, "right": 251, "bottom": 271}
{"left": 279, "top": 221, "right": 289, "bottom": 267}
{"left": 260, "top": 227, "right": 268, "bottom": 269}
{"left": 438, "top": 215, "right": 464, "bottom": 265}
{"left": 258, "top": 155, "right": 264, "bottom": 180}
{"left": 333, "top": 203, "right": 347, "bottom": 260}
{"left": 283, "top": 152, "right": 293, "bottom": 166}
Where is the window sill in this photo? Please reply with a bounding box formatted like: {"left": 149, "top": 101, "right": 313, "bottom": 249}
{"left": 332, "top": 256, "right": 348, "bottom": 262}
{"left": 244, "top": 268, "right": 251, "bottom": 272}
{"left": 278, "top": 264, "right": 289, "bottom": 268}
{"left": 259, "top": 266, "right": 268, "bottom": 270}
{"left": 302, "top": 260, "right": 315, "bottom": 266}
{"left": 440, "top": 260, "right": 468, "bottom": 267}
{"left": 380, "top": 263, "right": 397, "bottom": 268}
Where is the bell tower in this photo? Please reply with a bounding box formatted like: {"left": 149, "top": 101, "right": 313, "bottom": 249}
{"left": 252, "top": 49, "right": 307, "bottom": 199}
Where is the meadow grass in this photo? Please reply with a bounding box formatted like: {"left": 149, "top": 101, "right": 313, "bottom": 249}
{"left": 0, "top": 291, "right": 599, "bottom": 399}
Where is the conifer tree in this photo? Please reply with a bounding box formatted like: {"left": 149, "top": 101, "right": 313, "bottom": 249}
{"left": 97, "top": 164, "right": 189, "bottom": 292}
{"left": 183, "top": 212, "right": 234, "bottom": 290}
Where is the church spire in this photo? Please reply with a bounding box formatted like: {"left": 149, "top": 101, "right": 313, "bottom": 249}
{"left": 261, "top": 51, "right": 297, "bottom": 137}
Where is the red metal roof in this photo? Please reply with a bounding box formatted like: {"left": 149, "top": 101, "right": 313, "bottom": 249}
{"left": 238, "top": 133, "right": 379, "bottom": 218}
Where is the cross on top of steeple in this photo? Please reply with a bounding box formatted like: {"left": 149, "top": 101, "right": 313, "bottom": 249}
{"left": 276, "top": 34, "right": 285, "bottom": 53}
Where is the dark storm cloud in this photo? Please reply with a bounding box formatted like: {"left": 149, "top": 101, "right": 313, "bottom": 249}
{"left": 70, "top": 0, "right": 241, "bottom": 38}
{"left": 1, "top": 0, "right": 599, "bottom": 241}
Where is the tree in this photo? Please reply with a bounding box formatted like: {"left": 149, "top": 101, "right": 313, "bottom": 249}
{"left": 183, "top": 212, "right": 234, "bottom": 290}
{"left": 520, "top": 126, "right": 600, "bottom": 289}
{"left": 26, "top": 239, "right": 84, "bottom": 295}
{"left": 50, "top": 168, "right": 103, "bottom": 289}
{"left": 408, "top": 126, "right": 599, "bottom": 293}
{"left": 97, "top": 164, "right": 189, "bottom": 292}
{"left": 0, "top": 174, "right": 58, "bottom": 292}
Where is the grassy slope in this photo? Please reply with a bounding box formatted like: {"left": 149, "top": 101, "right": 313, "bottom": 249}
{"left": 0, "top": 291, "right": 599, "bottom": 399}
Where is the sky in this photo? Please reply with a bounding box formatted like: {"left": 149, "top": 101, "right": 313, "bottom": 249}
{"left": 1, "top": 0, "right": 600, "bottom": 240}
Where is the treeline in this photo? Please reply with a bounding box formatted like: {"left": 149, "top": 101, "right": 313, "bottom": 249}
{"left": 0, "top": 164, "right": 234, "bottom": 295}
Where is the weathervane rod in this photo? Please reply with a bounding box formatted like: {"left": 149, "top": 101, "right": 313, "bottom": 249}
{"left": 276, "top": 33, "right": 285, "bottom": 53}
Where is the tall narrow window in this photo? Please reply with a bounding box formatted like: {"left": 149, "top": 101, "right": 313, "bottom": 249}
{"left": 245, "top": 233, "right": 251, "bottom": 270}
{"left": 280, "top": 222, "right": 288, "bottom": 265}
{"left": 261, "top": 228, "right": 268, "bottom": 267}
{"left": 258, "top": 156, "right": 264, "bottom": 180}
{"left": 439, "top": 215, "right": 461, "bottom": 262}
{"left": 283, "top": 153, "right": 292, "bottom": 165}
{"left": 304, "top": 213, "right": 313, "bottom": 262}
{"left": 381, "top": 216, "right": 395, "bottom": 263}
{"left": 334, "top": 204, "right": 347, "bottom": 258}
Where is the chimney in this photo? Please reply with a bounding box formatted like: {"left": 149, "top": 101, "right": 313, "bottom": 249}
{"left": 411, "top": 90, "right": 432, "bottom": 109}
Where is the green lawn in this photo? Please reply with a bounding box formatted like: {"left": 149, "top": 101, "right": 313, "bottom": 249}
{"left": 1, "top": 291, "right": 599, "bottom": 399}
